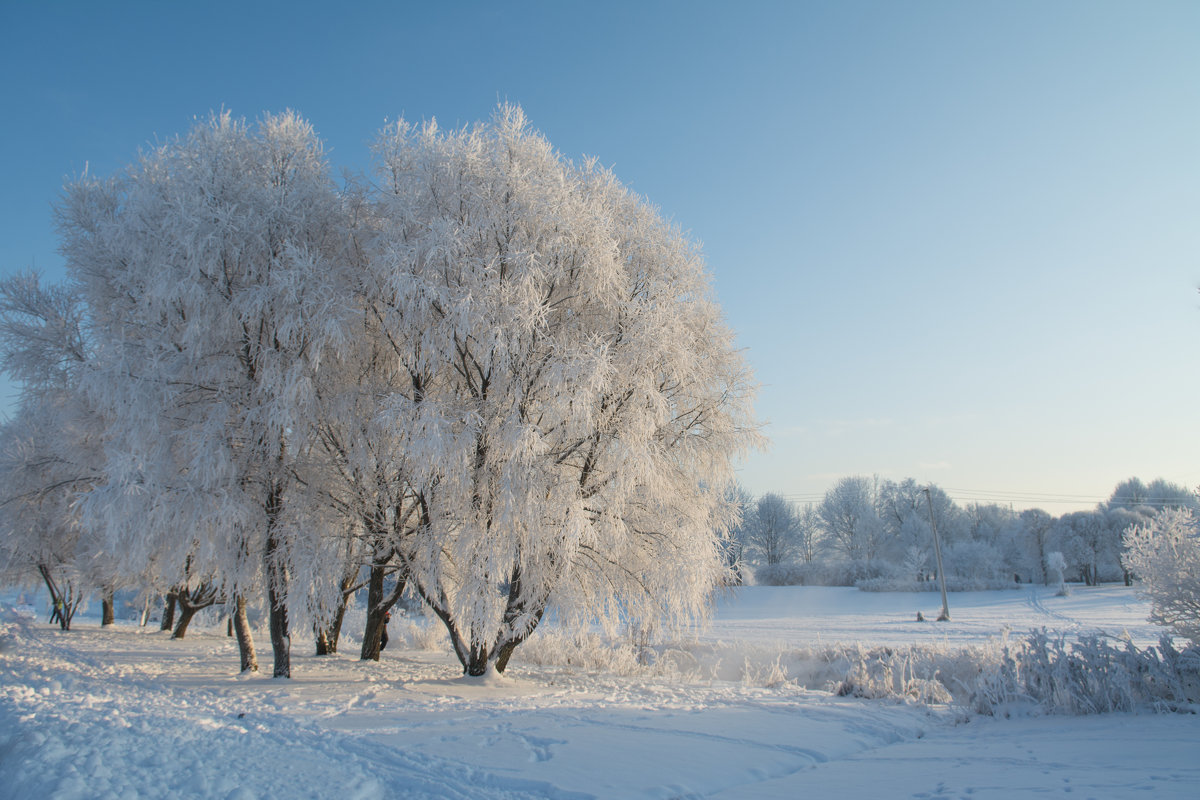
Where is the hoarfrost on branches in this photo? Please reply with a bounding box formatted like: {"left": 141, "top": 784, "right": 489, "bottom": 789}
{"left": 1123, "top": 508, "right": 1200, "bottom": 644}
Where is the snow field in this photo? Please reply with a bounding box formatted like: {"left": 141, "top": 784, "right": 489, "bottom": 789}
{"left": 2, "top": 585, "right": 1198, "bottom": 799}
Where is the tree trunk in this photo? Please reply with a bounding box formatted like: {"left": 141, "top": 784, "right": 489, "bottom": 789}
{"left": 38, "top": 564, "right": 72, "bottom": 631}
{"left": 267, "top": 582, "right": 290, "bottom": 678}
{"left": 264, "top": 477, "right": 291, "bottom": 678}
{"left": 491, "top": 562, "right": 550, "bottom": 674}
{"left": 172, "top": 585, "right": 218, "bottom": 639}
{"left": 327, "top": 591, "right": 350, "bottom": 652}
{"left": 413, "top": 578, "right": 479, "bottom": 675}
{"left": 316, "top": 597, "right": 350, "bottom": 655}
{"left": 172, "top": 605, "right": 201, "bottom": 639}
{"left": 232, "top": 594, "right": 258, "bottom": 673}
{"left": 265, "top": 531, "right": 291, "bottom": 678}
{"left": 494, "top": 641, "right": 519, "bottom": 673}
{"left": 160, "top": 592, "right": 177, "bottom": 632}
{"left": 101, "top": 590, "right": 115, "bottom": 626}
{"left": 360, "top": 563, "right": 387, "bottom": 661}
{"left": 465, "top": 645, "right": 489, "bottom": 677}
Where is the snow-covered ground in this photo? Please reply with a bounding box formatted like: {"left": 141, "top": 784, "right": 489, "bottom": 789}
{"left": 2, "top": 585, "right": 1197, "bottom": 799}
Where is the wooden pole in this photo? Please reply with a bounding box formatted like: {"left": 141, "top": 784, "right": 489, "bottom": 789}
{"left": 924, "top": 487, "right": 950, "bottom": 621}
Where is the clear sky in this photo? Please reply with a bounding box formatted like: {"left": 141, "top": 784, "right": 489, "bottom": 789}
{"left": 2, "top": 1, "right": 1198, "bottom": 512}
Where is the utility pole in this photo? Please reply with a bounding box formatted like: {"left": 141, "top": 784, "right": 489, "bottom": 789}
{"left": 924, "top": 486, "right": 950, "bottom": 621}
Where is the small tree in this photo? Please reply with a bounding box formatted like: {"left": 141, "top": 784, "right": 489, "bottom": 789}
{"left": 0, "top": 272, "right": 102, "bottom": 631}
{"left": 1046, "top": 551, "right": 1068, "bottom": 596}
{"left": 1123, "top": 508, "right": 1200, "bottom": 644}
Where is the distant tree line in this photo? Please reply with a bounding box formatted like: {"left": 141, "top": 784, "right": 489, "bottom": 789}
{"left": 731, "top": 476, "right": 1199, "bottom": 591}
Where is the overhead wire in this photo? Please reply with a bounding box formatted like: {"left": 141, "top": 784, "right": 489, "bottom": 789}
{"left": 773, "top": 486, "right": 1195, "bottom": 508}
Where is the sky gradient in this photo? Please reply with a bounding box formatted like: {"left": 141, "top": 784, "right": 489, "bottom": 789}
{"left": 2, "top": 1, "right": 1198, "bottom": 511}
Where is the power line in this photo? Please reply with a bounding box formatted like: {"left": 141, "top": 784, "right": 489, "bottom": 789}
{"left": 775, "top": 484, "right": 1194, "bottom": 508}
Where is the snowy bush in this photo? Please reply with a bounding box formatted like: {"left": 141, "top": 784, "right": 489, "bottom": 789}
{"left": 1046, "top": 551, "right": 1069, "bottom": 596}
{"left": 969, "top": 631, "right": 1200, "bottom": 715}
{"left": 1123, "top": 508, "right": 1200, "bottom": 644}
{"left": 832, "top": 645, "right": 954, "bottom": 704}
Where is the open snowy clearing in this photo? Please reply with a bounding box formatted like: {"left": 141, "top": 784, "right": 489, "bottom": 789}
{"left": 2, "top": 585, "right": 1197, "bottom": 799}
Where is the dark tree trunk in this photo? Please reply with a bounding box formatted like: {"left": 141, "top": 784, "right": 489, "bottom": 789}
{"left": 491, "top": 562, "right": 550, "bottom": 674}
{"left": 414, "top": 578, "right": 492, "bottom": 676}
{"left": 101, "top": 590, "right": 115, "bottom": 627}
{"left": 264, "top": 475, "right": 291, "bottom": 679}
{"left": 161, "top": 592, "right": 177, "bottom": 632}
{"left": 494, "top": 642, "right": 519, "bottom": 674}
{"left": 267, "top": 587, "right": 290, "bottom": 678}
{"left": 494, "top": 606, "right": 546, "bottom": 675}
{"left": 316, "top": 578, "right": 354, "bottom": 655}
{"left": 232, "top": 594, "right": 258, "bottom": 673}
{"left": 172, "top": 605, "right": 201, "bottom": 638}
{"left": 465, "top": 645, "right": 489, "bottom": 677}
{"left": 316, "top": 599, "right": 350, "bottom": 655}
{"left": 359, "top": 547, "right": 407, "bottom": 662}
{"left": 172, "top": 585, "right": 219, "bottom": 639}
{"left": 360, "top": 562, "right": 387, "bottom": 661}
{"left": 328, "top": 598, "right": 349, "bottom": 651}
{"left": 266, "top": 534, "right": 291, "bottom": 679}
{"left": 39, "top": 564, "right": 77, "bottom": 631}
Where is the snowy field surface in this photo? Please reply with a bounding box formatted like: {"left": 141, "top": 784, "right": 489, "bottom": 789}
{"left": 2, "top": 585, "right": 1198, "bottom": 799}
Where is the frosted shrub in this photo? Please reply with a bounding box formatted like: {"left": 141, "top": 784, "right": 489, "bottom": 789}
{"left": 833, "top": 645, "right": 953, "bottom": 704}
{"left": 970, "top": 631, "right": 1200, "bottom": 715}
{"left": 1046, "top": 552, "right": 1069, "bottom": 596}
{"left": 414, "top": 620, "right": 1198, "bottom": 716}
{"left": 516, "top": 629, "right": 631, "bottom": 675}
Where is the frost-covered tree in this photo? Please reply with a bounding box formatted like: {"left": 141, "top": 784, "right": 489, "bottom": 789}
{"left": 1051, "top": 511, "right": 1110, "bottom": 586}
{"left": 0, "top": 272, "right": 104, "bottom": 630}
{"left": 722, "top": 483, "right": 755, "bottom": 583}
{"left": 795, "top": 502, "right": 823, "bottom": 565}
{"left": 59, "top": 111, "right": 350, "bottom": 676}
{"left": 1105, "top": 506, "right": 1145, "bottom": 585}
{"left": 876, "top": 480, "right": 965, "bottom": 567}
{"left": 1046, "top": 551, "right": 1068, "bottom": 595}
{"left": 1017, "top": 508, "right": 1054, "bottom": 585}
{"left": 818, "top": 476, "right": 885, "bottom": 567}
{"left": 1107, "top": 477, "right": 1198, "bottom": 514}
{"left": 367, "top": 106, "right": 759, "bottom": 675}
{"left": 1123, "top": 508, "right": 1200, "bottom": 644}
{"left": 743, "top": 493, "right": 800, "bottom": 566}
{"left": 299, "top": 189, "right": 431, "bottom": 661}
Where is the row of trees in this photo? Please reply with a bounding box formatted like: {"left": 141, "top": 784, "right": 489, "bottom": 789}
{"left": 0, "top": 107, "right": 759, "bottom": 677}
{"left": 732, "top": 476, "right": 1198, "bottom": 590}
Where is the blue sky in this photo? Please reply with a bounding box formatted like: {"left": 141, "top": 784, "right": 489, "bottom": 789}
{"left": 2, "top": 1, "right": 1198, "bottom": 511}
